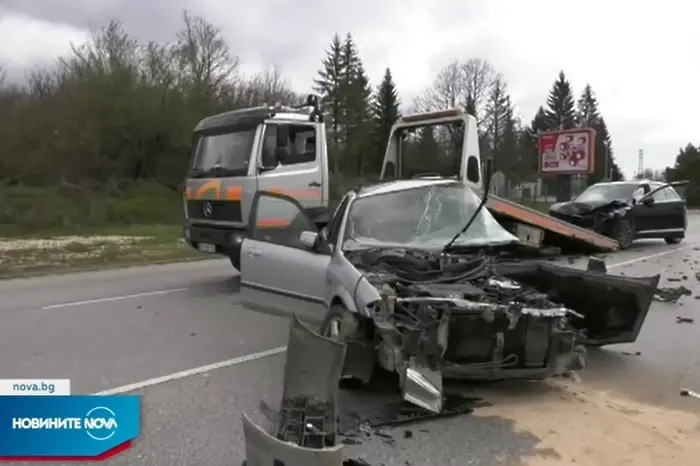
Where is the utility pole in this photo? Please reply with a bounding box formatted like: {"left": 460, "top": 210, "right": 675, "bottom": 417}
{"left": 637, "top": 149, "right": 644, "bottom": 178}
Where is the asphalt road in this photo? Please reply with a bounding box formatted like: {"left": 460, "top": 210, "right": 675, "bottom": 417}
{"left": 3, "top": 217, "right": 700, "bottom": 465}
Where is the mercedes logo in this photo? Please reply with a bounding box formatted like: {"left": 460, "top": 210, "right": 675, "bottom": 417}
{"left": 202, "top": 202, "right": 213, "bottom": 217}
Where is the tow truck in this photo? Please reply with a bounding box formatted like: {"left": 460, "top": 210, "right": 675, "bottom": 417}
{"left": 183, "top": 95, "right": 618, "bottom": 270}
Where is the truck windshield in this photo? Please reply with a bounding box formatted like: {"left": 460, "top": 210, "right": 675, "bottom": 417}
{"left": 343, "top": 182, "right": 518, "bottom": 250}
{"left": 400, "top": 125, "right": 462, "bottom": 179}
{"left": 190, "top": 125, "right": 257, "bottom": 176}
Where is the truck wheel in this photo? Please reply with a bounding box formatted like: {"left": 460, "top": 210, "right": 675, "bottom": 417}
{"left": 228, "top": 247, "right": 241, "bottom": 271}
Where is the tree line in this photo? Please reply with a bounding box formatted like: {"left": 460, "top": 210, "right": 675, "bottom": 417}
{"left": 0, "top": 11, "right": 696, "bottom": 230}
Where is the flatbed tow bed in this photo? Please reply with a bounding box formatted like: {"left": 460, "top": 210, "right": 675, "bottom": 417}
{"left": 486, "top": 195, "right": 619, "bottom": 252}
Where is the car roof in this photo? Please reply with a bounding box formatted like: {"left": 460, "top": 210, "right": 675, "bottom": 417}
{"left": 356, "top": 178, "right": 460, "bottom": 198}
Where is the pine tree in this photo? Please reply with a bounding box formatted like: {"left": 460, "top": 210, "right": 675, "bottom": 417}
{"left": 313, "top": 34, "right": 344, "bottom": 173}
{"left": 339, "top": 34, "right": 372, "bottom": 174}
{"left": 484, "top": 76, "right": 511, "bottom": 155}
{"left": 576, "top": 84, "right": 600, "bottom": 127}
{"left": 371, "top": 67, "right": 401, "bottom": 173}
{"left": 544, "top": 71, "right": 576, "bottom": 129}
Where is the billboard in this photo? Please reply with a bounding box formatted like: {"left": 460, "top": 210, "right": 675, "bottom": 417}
{"left": 538, "top": 128, "right": 595, "bottom": 175}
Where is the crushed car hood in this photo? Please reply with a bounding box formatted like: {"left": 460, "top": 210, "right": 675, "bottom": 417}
{"left": 550, "top": 199, "right": 630, "bottom": 216}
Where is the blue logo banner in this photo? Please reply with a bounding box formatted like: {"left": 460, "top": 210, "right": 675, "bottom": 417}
{"left": 0, "top": 396, "right": 140, "bottom": 459}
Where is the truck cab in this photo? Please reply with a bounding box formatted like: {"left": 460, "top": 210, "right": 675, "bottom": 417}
{"left": 183, "top": 98, "right": 483, "bottom": 270}
{"left": 183, "top": 96, "right": 328, "bottom": 269}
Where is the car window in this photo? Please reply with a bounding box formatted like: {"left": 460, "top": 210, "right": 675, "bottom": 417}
{"left": 632, "top": 187, "right": 645, "bottom": 202}
{"left": 326, "top": 195, "right": 350, "bottom": 251}
{"left": 262, "top": 123, "right": 317, "bottom": 166}
{"left": 652, "top": 188, "right": 668, "bottom": 202}
{"left": 666, "top": 187, "right": 681, "bottom": 201}
{"left": 251, "top": 194, "right": 315, "bottom": 249}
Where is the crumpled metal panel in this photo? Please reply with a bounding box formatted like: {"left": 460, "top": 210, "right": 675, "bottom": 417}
{"left": 276, "top": 315, "right": 346, "bottom": 448}
{"left": 241, "top": 413, "right": 344, "bottom": 466}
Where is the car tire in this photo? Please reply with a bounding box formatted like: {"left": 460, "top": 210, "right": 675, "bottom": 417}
{"left": 613, "top": 218, "right": 634, "bottom": 250}
{"left": 665, "top": 237, "right": 683, "bottom": 245}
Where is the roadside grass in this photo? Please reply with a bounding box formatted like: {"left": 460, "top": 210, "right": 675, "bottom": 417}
{"left": 0, "top": 224, "right": 210, "bottom": 278}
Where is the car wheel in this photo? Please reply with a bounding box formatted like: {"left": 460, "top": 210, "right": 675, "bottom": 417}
{"left": 613, "top": 218, "right": 634, "bottom": 250}
{"left": 665, "top": 237, "right": 683, "bottom": 245}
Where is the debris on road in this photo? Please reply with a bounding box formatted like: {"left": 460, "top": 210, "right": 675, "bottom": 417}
{"left": 676, "top": 316, "right": 694, "bottom": 324}
{"left": 654, "top": 286, "right": 692, "bottom": 303}
{"left": 620, "top": 351, "right": 642, "bottom": 356}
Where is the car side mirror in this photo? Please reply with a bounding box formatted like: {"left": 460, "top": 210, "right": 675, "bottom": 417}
{"left": 299, "top": 230, "right": 323, "bottom": 251}
{"left": 642, "top": 196, "right": 655, "bottom": 206}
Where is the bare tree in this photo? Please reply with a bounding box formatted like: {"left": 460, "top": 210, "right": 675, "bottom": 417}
{"left": 413, "top": 58, "right": 497, "bottom": 131}
{"left": 174, "top": 11, "right": 239, "bottom": 94}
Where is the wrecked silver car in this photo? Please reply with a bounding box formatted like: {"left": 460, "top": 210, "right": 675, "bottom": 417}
{"left": 239, "top": 178, "right": 659, "bottom": 413}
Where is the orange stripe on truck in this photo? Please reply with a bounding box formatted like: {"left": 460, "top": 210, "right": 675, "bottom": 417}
{"left": 267, "top": 188, "right": 322, "bottom": 200}
{"left": 256, "top": 219, "right": 292, "bottom": 228}
{"left": 185, "top": 182, "right": 242, "bottom": 201}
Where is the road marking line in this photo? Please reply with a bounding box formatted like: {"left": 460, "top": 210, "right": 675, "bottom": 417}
{"left": 93, "top": 346, "right": 287, "bottom": 395}
{"left": 90, "top": 241, "right": 699, "bottom": 395}
{"left": 42, "top": 288, "right": 189, "bottom": 309}
{"left": 608, "top": 243, "right": 697, "bottom": 269}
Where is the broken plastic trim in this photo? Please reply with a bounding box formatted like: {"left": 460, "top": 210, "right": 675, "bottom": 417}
{"left": 400, "top": 357, "right": 443, "bottom": 413}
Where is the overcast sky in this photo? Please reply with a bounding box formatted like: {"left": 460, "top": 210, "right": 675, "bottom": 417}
{"left": 1, "top": 1, "right": 697, "bottom": 178}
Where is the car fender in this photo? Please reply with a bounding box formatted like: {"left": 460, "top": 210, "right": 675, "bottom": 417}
{"left": 329, "top": 284, "right": 359, "bottom": 314}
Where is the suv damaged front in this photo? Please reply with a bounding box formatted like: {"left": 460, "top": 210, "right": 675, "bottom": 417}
{"left": 342, "top": 181, "right": 658, "bottom": 413}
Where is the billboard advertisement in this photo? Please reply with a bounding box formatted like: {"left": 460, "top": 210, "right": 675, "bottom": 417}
{"left": 539, "top": 128, "right": 596, "bottom": 175}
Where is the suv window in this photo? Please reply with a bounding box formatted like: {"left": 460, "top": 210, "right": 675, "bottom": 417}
{"left": 263, "top": 123, "right": 317, "bottom": 166}
{"left": 666, "top": 187, "right": 681, "bottom": 200}
{"left": 652, "top": 186, "right": 668, "bottom": 202}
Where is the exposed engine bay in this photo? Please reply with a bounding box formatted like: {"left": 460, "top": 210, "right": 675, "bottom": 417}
{"left": 344, "top": 248, "right": 659, "bottom": 412}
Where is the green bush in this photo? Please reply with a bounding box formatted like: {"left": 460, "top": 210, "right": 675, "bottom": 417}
{"left": 0, "top": 182, "right": 182, "bottom": 233}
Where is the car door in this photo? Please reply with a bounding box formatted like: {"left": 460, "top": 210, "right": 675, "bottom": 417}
{"left": 240, "top": 191, "right": 331, "bottom": 320}
{"left": 663, "top": 186, "right": 687, "bottom": 231}
{"left": 630, "top": 184, "right": 652, "bottom": 231}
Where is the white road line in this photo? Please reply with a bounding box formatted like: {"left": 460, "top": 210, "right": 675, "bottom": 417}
{"left": 93, "top": 346, "right": 287, "bottom": 395}
{"left": 91, "top": 241, "right": 699, "bottom": 395}
{"left": 608, "top": 243, "right": 697, "bottom": 269}
{"left": 42, "top": 288, "right": 189, "bottom": 310}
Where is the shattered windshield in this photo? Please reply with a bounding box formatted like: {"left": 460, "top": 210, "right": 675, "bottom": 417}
{"left": 190, "top": 125, "right": 257, "bottom": 176}
{"left": 343, "top": 183, "right": 518, "bottom": 250}
{"left": 575, "top": 183, "right": 638, "bottom": 203}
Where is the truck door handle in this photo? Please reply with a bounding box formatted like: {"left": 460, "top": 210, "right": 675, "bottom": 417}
{"left": 308, "top": 181, "right": 321, "bottom": 188}
{"left": 247, "top": 248, "right": 262, "bottom": 258}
